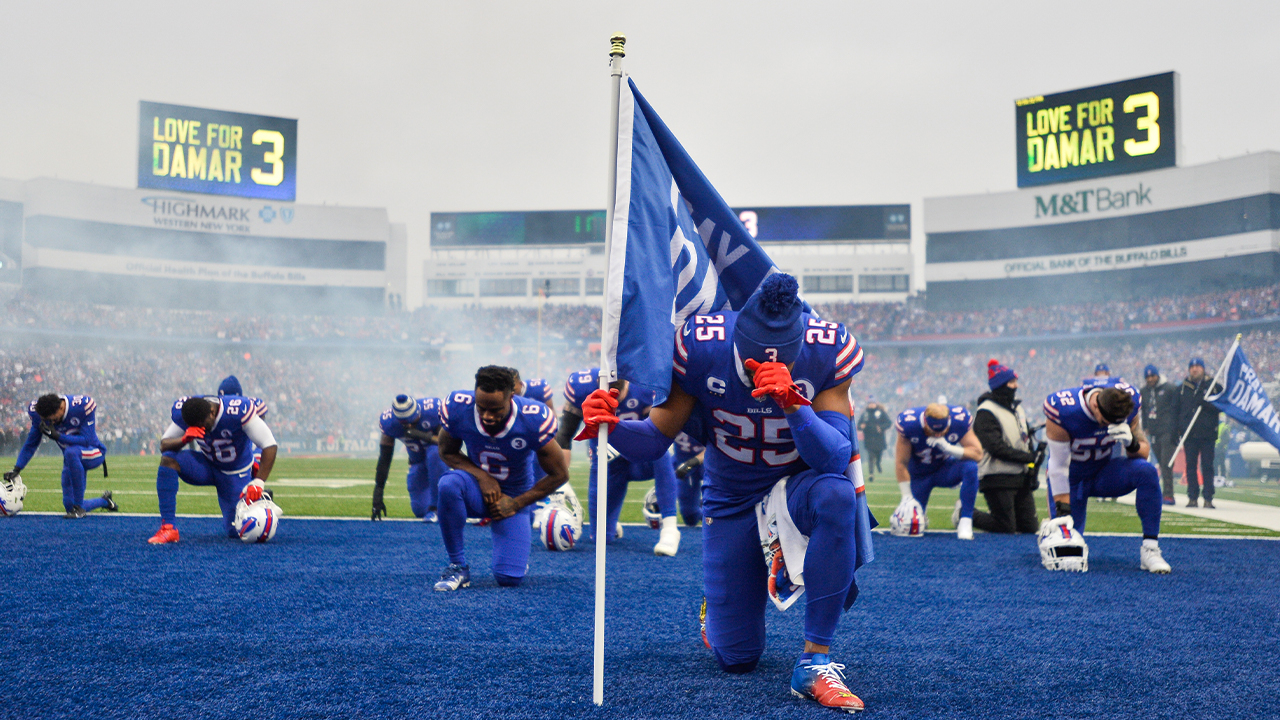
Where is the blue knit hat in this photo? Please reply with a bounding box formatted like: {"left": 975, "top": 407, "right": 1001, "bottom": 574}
{"left": 1144, "top": 364, "right": 1159, "bottom": 378}
{"left": 1095, "top": 363, "right": 1110, "bottom": 374}
{"left": 733, "top": 274, "right": 804, "bottom": 365}
{"left": 218, "top": 375, "right": 242, "bottom": 396}
{"left": 987, "top": 359, "right": 1016, "bottom": 390}
{"left": 1189, "top": 357, "right": 1205, "bottom": 368}
{"left": 392, "top": 394, "right": 421, "bottom": 423}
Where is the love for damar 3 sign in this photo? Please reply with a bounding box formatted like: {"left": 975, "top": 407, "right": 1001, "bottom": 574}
{"left": 138, "top": 101, "right": 297, "bottom": 201}
{"left": 1014, "top": 72, "right": 1177, "bottom": 188}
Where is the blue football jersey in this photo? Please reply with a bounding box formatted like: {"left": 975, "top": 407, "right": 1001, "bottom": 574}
{"left": 1043, "top": 380, "right": 1141, "bottom": 474}
{"left": 523, "top": 378, "right": 554, "bottom": 407}
{"left": 563, "top": 367, "right": 657, "bottom": 464}
{"left": 440, "top": 391, "right": 558, "bottom": 494}
{"left": 171, "top": 395, "right": 267, "bottom": 474}
{"left": 673, "top": 311, "right": 863, "bottom": 516}
{"left": 894, "top": 405, "right": 973, "bottom": 475}
{"left": 25, "top": 394, "right": 105, "bottom": 458}
{"left": 378, "top": 397, "right": 444, "bottom": 465}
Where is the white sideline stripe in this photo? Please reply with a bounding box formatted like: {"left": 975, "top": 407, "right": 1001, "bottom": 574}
{"left": 872, "top": 528, "right": 1280, "bottom": 540}
{"left": 16, "top": 512, "right": 1276, "bottom": 539}
{"left": 16, "top": 511, "right": 654, "bottom": 527}
{"left": 1114, "top": 493, "right": 1280, "bottom": 532}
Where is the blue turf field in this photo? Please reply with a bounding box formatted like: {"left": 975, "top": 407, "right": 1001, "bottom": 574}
{"left": 2, "top": 515, "right": 1278, "bottom": 719}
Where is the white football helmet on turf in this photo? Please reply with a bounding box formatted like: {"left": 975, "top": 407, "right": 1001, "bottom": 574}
{"left": 535, "top": 483, "right": 583, "bottom": 518}
{"left": 0, "top": 474, "right": 27, "bottom": 517}
{"left": 1038, "top": 515, "right": 1088, "bottom": 572}
{"left": 889, "top": 497, "right": 927, "bottom": 537}
{"left": 642, "top": 487, "right": 661, "bottom": 529}
{"left": 235, "top": 498, "right": 283, "bottom": 544}
{"left": 533, "top": 504, "right": 582, "bottom": 551}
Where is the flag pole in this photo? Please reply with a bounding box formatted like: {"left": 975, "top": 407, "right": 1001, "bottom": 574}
{"left": 593, "top": 31, "right": 626, "bottom": 707}
{"left": 1168, "top": 333, "right": 1240, "bottom": 469}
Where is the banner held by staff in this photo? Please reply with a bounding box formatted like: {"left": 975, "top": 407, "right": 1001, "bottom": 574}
{"left": 1206, "top": 335, "right": 1280, "bottom": 451}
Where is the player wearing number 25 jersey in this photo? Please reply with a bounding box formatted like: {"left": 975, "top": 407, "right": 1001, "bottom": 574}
{"left": 433, "top": 366, "right": 569, "bottom": 591}
{"left": 1042, "top": 379, "right": 1170, "bottom": 573}
{"left": 586, "top": 274, "right": 875, "bottom": 713}
{"left": 149, "top": 394, "right": 278, "bottom": 543}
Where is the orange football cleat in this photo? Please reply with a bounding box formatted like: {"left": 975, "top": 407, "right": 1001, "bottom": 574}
{"left": 148, "top": 523, "right": 180, "bottom": 544}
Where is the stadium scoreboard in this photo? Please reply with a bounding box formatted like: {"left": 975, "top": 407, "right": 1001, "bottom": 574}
{"left": 1015, "top": 72, "right": 1177, "bottom": 188}
{"left": 138, "top": 101, "right": 297, "bottom": 201}
{"left": 734, "top": 205, "right": 909, "bottom": 241}
{"left": 431, "top": 205, "right": 908, "bottom": 246}
{"left": 431, "top": 210, "right": 607, "bottom": 246}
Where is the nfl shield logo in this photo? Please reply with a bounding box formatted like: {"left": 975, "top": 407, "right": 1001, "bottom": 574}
{"left": 281, "top": 207, "right": 294, "bottom": 224}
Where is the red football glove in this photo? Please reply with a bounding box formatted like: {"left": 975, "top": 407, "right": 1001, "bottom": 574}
{"left": 179, "top": 426, "right": 206, "bottom": 444}
{"left": 744, "top": 359, "right": 812, "bottom": 409}
{"left": 574, "top": 389, "right": 621, "bottom": 441}
{"left": 240, "top": 479, "right": 266, "bottom": 503}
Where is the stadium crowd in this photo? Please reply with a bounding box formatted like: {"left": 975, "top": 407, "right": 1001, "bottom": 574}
{"left": 3, "top": 282, "right": 1277, "bottom": 345}
{"left": 2, "top": 283, "right": 1277, "bottom": 458}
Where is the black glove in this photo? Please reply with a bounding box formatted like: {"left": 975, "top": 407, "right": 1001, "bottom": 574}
{"left": 39, "top": 422, "right": 62, "bottom": 442}
{"left": 1054, "top": 500, "right": 1072, "bottom": 519}
{"left": 675, "top": 455, "right": 703, "bottom": 479}
{"left": 403, "top": 427, "right": 438, "bottom": 446}
{"left": 2, "top": 470, "right": 16, "bottom": 483}
{"left": 371, "top": 486, "right": 387, "bottom": 521}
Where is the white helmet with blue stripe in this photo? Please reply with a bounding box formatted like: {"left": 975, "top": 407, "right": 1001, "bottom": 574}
{"left": 0, "top": 473, "right": 26, "bottom": 517}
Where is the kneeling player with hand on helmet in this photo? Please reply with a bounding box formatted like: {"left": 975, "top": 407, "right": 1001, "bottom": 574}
{"left": 1041, "top": 379, "right": 1170, "bottom": 573}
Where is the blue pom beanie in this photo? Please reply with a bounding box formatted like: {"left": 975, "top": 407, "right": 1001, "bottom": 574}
{"left": 218, "top": 375, "right": 242, "bottom": 396}
{"left": 733, "top": 274, "right": 804, "bottom": 364}
{"left": 392, "top": 394, "right": 421, "bottom": 423}
{"left": 1144, "top": 364, "right": 1159, "bottom": 378}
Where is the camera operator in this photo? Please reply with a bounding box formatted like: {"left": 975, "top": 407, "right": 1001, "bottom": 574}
{"left": 971, "top": 360, "right": 1040, "bottom": 534}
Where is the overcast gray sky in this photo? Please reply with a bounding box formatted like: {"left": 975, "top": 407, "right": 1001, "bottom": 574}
{"left": 3, "top": 1, "right": 1278, "bottom": 260}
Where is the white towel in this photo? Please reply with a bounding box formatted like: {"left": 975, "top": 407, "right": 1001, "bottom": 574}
{"left": 756, "top": 476, "right": 809, "bottom": 611}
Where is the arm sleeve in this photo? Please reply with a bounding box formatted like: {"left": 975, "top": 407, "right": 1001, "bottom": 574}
{"left": 14, "top": 423, "right": 42, "bottom": 470}
{"left": 242, "top": 416, "right": 278, "bottom": 449}
{"left": 374, "top": 442, "right": 394, "bottom": 490}
{"left": 556, "top": 408, "right": 582, "bottom": 449}
{"left": 161, "top": 422, "right": 185, "bottom": 441}
{"left": 609, "top": 418, "right": 675, "bottom": 462}
{"left": 973, "top": 410, "right": 1035, "bottom": 464}
{"left": 1046, "top": 439, "right": 1071, "bottom": 497}
{"left": 787, "top": 406, "right": 853, "bottom": 476}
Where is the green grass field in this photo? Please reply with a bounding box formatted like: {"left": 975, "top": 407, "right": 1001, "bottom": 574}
{"left": 11, "top": 455, "right": 1280, "bottom": 537}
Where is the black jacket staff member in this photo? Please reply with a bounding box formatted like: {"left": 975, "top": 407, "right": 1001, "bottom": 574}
{"left": 971, "top": 360, "right": 1039, "bottom": 534}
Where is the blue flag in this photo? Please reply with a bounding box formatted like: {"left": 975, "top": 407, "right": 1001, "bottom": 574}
{"left": 1206, "top": 340, "right": 1280, "bottom": 451}
{"left": 604, "top": 78, "right": 783, "bottom": 402}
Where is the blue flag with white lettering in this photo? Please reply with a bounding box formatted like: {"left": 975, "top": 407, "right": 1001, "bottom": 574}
{"left": 605, "top": 78, "right": 783, "bottom": 402}
{"left": 1206, "top": 342, "right": 1280, "bottom": 451}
